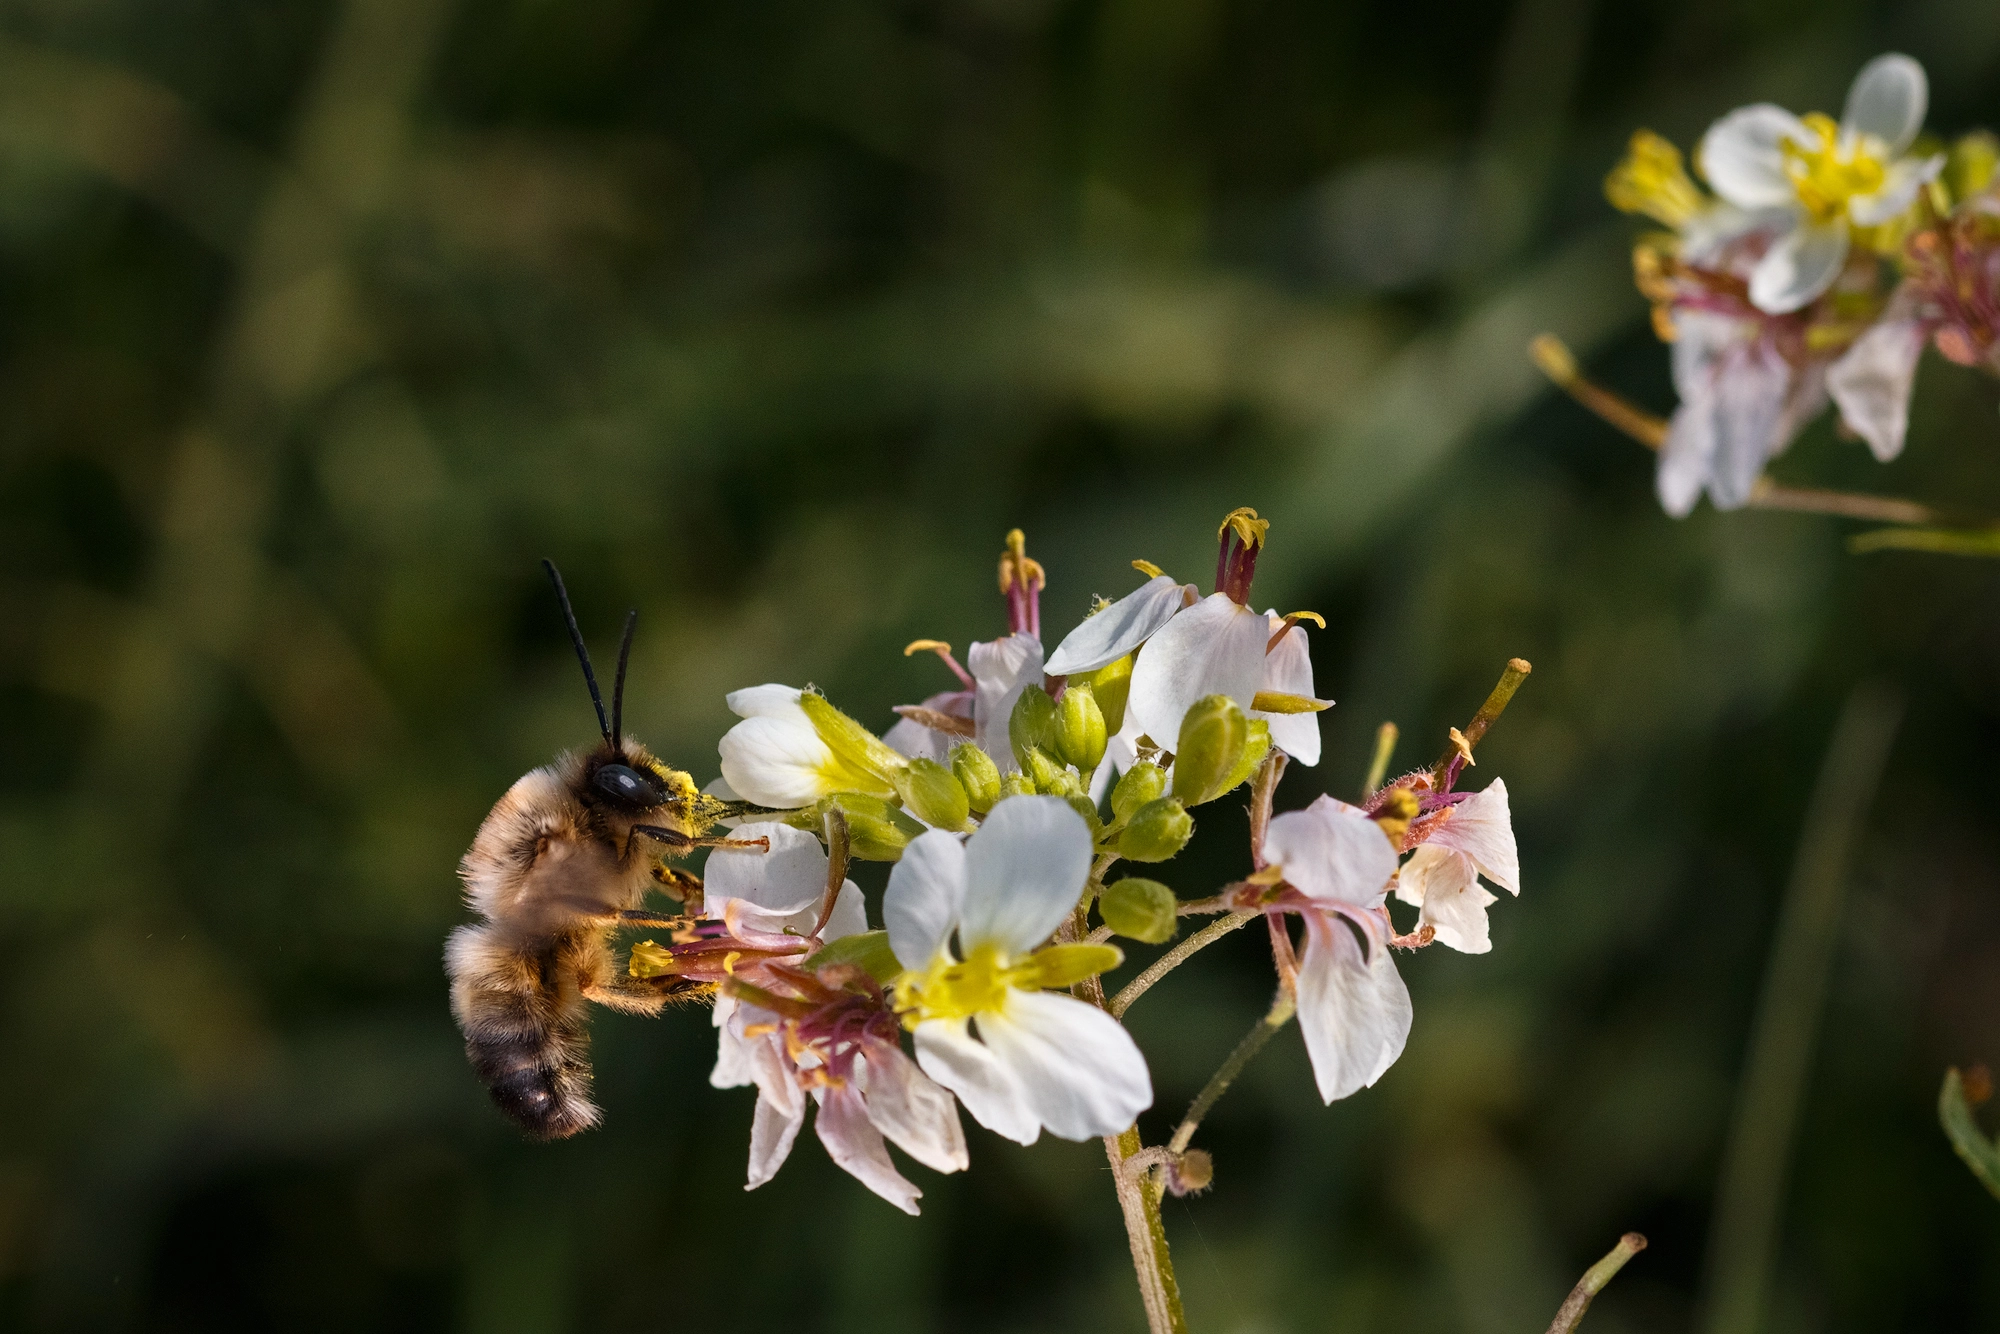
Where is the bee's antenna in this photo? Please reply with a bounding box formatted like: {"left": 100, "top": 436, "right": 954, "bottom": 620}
{"left": 611, "top": 608, "right": 637, "bottom": 755}
{"left": 542, "top": 559, "right": 610, "bottom": 745}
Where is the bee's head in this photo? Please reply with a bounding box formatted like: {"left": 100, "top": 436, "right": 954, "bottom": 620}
{"left": 543, "top": 560, "right": 673, "bottom": 813}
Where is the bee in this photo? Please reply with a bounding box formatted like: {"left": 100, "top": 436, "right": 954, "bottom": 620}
{"left": 448, "top": 561, "right": 767, "bottom": 1140}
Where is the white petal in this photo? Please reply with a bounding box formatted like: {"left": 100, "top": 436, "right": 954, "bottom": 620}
{"left": 960, "top": 796, "right": 1093, "bottom": 957}
{"left": 702, "top": 822, "right": 828, "bottom": 925}
{"left": 1044, "top": 575, "right": 1188, "bottom": 676}
{"left": 1295, "top": 912, "right": 1412, "bottom": 1103}
{"left": 883, "top": 829, "right": 969, "bottom": 969}
{"left": 975, "top": 991, "right": 1153, "bottom": 1141}
{"left": 1423, "top": 780, "right": 1520, "bottom": 894}
{"left": 709, "top": 995, "right": 758, "bottom": 1089}
{"left": 1843, "top": 53, "right": 1928, "bottom": 155}
{"left": 1828, "top": 314, "right": 1928, "bottom": 462}
{"left": 1849, "top": 152, "right": 1945, "bottom": 226}
{"left": 1658, "top": 398, "right": 1716, "bottom": 518}
{"left": 1422, "top": 872, "right": 1497, "bottom": 954}
{"left": 913, "top": 1018, "right": 1041, "bottom": 1145}
{"left": 1253, "top": 613, "right": 1323, "bottom": 766}
{"left": 726, "top": 683, "right": 807, "bottom": 718}
{"left": 718, "top": 713, "right": 838, "bottom": 808}
{"left": 1126, "top": 593, "right": 1268, "bottom": 750}
{"left": 969, "top": 633, "right": 1045, "bottom": 773}
{"left": 820, "top": 881, "right": 868, "bottom": 943}
{"left": 813, "top": 1084, "right": 922, "bottom": 1215}
{"left": 1707, "top": 340, "right": 1797, "bottom": 508}
{"left": 1263, "top": 795, "right": 1398, "bottom": 908}
{"left": 745, "top": 1091, "right": 808, "bottom": 1189}
{"left": 858, "top": 1039, "right": 968, "bottom": 1175}
{"left": 1396, "top": 847, "right": 1495, "bottom": 953}
{"left": 1699, "top": 104, "right": 1812, "bottom": 208}
{"left": 1750, "top": 220, "right": 1849, "bottom": 315}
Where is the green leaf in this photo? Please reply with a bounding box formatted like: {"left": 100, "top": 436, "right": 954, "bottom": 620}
{"left": 804, "top": 930, "right": 905, "bottom": 985}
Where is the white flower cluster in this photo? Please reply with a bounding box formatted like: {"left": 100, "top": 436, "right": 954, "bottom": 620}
{"left": 637, "top": 512, "right": 1526, "bottom": 1216}
{"left": 1601, "top": 54, "right": 2000, "bottom": 516}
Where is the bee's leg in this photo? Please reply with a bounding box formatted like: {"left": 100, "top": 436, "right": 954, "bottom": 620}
{"left": 580, "top": 976, "right": 671, "bottom": 1016}
{"left": 616, "top": 909, "right": 686, "bottom": 928}
{"left": 630, "top": 825, "right": 771, "bottom": 855}
{"left": 649, "top": 864, "right": 704, "bottom": 911}
{"left": 711, "top": 799, "right": 782, "bottom": 819}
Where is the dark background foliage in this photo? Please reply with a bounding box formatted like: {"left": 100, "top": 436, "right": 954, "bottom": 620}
{"left": 2, "top": 0, "right": 1998, "bottom": 1329}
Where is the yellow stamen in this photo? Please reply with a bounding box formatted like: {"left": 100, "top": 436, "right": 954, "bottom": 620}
{"left": 904, "top": 638, "right": 953, "bottom": 657}
{"left": 1606, "top": 130, "right": 1707, "bottom": 228}
{"left": 1131, "top": 559, "right": 1166, "bottom": 578}
{"left": 1447, "top": 727, "right": 1476, "bottom": 767}
{"left": 892, "top": 940, "right": 1120, "bottom": 1026}
{"left": 1779, "top": 113, "right": 1888, "bottom": 222}
{"left": 998, "top": 528, "right": 1047, "bottom": 594}
{"left": 722, "top": 950, "right": 742, "bottom": 975}
{"left": 1217, "top": 507, "right": 1269, "bottom": 549}
{"left": 1280, "top": 610, "right": 1326, "bottom": 629}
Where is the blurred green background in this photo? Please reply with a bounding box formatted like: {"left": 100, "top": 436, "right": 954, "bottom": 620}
{"left": 3, "top": 0, "right": 1999, "bottom": 1329}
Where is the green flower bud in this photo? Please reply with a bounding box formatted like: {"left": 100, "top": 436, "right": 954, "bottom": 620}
{"left": 895, "top": 756, "right": 971, "bottom": 831}
{"left": 1008, "top": 684, "right": 1059, "bottom": 770}
{"left": 949, "top": 742, "right": 1001, "bottom": 815}
{"left": 1211, "top": 719, "right": 1271, "bottom": 801}
{"left": 1110, "top": 761, "right": 1168, "bottom": 823}
{"left": 1118, "top": 797, "right": 1193, "bottom": 862}
{"left": 1065, "top": 794, "right": 1104, "bottom": 837}
{"left": 1948, "top": 130, "right": 1999, "bottom": 204}
{"left": 1080, "top": 653, "right": 1133, "bottom": 737}
{"left": 999, "top": 770, "right": 1038, "bottom": 799}
{"left": 806, "top": 793, "right": 924, "bottom": 861}
{"left": 1172, "top": 694, "right": 1248, "bottom": 806}
{"left": 1100, "top": 877, "right": 1178, "bottom": 944}
{"left": 1023, "top": 745, "right": 1069, "bottom": 794}
{"left": 1054, "top": 681, "right": 1108, "bottom": 773}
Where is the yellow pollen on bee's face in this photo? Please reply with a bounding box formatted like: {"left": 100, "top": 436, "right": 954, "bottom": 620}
{"left": 893, "top": 943, "right": 1033, "bottom": 1025}
{"left": 1782, "top": 114, "right": 1888, "bottom": 221}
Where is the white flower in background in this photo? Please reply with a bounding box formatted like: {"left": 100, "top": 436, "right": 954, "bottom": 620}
{"left": 1655, "top": 309, "right": 1830, "bottom": 516}
{"left": 971, "top": 633, "right": 1043, "bottom": 773}
{"left": 1261, "top": 797, "right": 1410, "bottom": 1103}
{"left": 1394, "top": 780, "right": 1521, "bottom": 954}
{"left": 1699, "top": 53, "right": 1942, "bottom": 314}
{"left": 886, "top": 797, "right": 1151, "bottom": 1143}
{"left": 717, "top": 685, "right": 902, "bottom": 808}
{"left": 707, "top": 824, "right": 966, "bottom": 1214}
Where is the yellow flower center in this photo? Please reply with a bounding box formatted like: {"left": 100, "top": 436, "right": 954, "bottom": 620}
{"left": 1606, "top": 130, "right": 1706, "bottom": 228}
{"left": 892, "top": 941, "right": 1124, "bottom": 1026}
{"left": 1782, "top": 113, "right": 1887, "bottom": 222}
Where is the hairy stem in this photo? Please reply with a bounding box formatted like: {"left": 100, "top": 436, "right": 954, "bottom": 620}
{"left": 1168, "top": 990, "right": 1297, "bottom": 1155}
{"left": 1108, "top": 912, "right": 1257, "bottom": 1018}
{"left": 1361, "top": 721, "right": 1398, "bottom": 800}
{"left": 1431, "top": 657, "right": 1533, "bottom": 788}
{"left": 1545, "top": 1233, "right": 1648, "bottom": 1334}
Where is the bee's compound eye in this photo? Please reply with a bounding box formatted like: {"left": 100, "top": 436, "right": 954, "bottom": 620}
{"left": 594, "top": 764, "right": 664, "bottom": 806}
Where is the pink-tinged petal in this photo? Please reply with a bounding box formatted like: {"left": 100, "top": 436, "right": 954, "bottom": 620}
{"left": 1749, "top": 220, "right": 1849, "bottom": 315}
{"left": 813, "top": 1084, "right": 923, "bottom": 1215}
{"left": 1658, "top": 398, "right": 1716, "bottom": 519}
{"left": 1842, "top": 53, "right": 1928, "bottom": 156}
{"left": 969, "top": 633, "right": 1045, "bottom": 774}
{"left": 960, "top": 797, "right": 1092, "bottom": 958}
{"left": 1829, "top": 314, "right": 1928, "bottom": 461}
{"left": 885, "top": 689, "right": 974, "bottom": 763}
{"left": 884, "top": 829, "right": 968, "bottom": 969}
{"left": 1254, "top": 613, "right": 1324, "bottom": 767}
{"left": 1045, "top": 575, "right": 1188, "bottom": 675}
{"left": 745, "top": 1086, "right": 807, "bottom": 1189}
{"left": 1394, "top": 844, "right": 1471, "bottom": 908}
{"left": 1126, "top": 593, "right": 1268, "bottom": 750}
{"left": 859, "top": 1038, "right": 968, "bottom": 1175}
{"left": 975, "top": 990, "right": 1153, "bottom": 1141}
{"left": 1397, "top": 847, "right": 1495, "bottom": 953}
{"left": 1421, "top": 779, "right": 1520, "bottom": 894}
{"left": 1698, "top": 104, "right": 1811, "bottom": 208}
{"left": 703, "top": 822, "right": 829, "bottom": 924}
{"left": 1295, "top": 912, "right": 1412, "bottom": 1103}
{"left": 1264, "top": 795, "right": 1398, "bottom": 908}
{"left": 913, "top": 1018, "right": 1040, "bottom": 1145}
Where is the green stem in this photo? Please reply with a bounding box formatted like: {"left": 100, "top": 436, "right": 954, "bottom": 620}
{"left": 1938, "top": 1067, "right": 2000, "bottom": 1201}
{"left": 1167, "top": 991, "right": 1295, "bottom": 1155}
{"left": 1545, "top": 1233, "right": 1648, "bottom": 1334}
{"left": 1108, "top": 912, "right": 1257, "bottom": 1018}
{"left": 1699, "top": 683, "right": 1902, "bottom": 1334}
